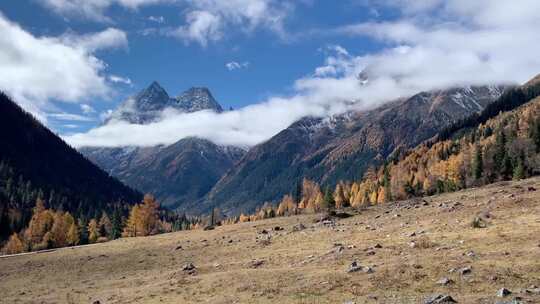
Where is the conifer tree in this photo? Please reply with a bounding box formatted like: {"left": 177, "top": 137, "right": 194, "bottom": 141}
{"left": 87, "top": 219, "right": 99, "bottom": 244}
{"left": 472, "top": 145, "right": 484, "bottom": 180}
{"left": 98, "top": 212, "right": 113, "bottom": 239}
{"left": 2, "top": 233, "right": 24, "bottom": 254}
{"left": 66, "top": 222, "right": 80, "bottom": 246}
{"left": 110, "top": 209, "right": 122, "bottom": 240}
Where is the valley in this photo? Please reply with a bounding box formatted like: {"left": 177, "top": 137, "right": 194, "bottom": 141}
{"left": 1, "top": 177, "right": 539, "bottom": 304}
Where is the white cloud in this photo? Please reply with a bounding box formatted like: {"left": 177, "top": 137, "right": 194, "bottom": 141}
{"left": 65, "top": 0, "right": 540, "bottom": 148}
{"left": 39, "top": 0, "right": 292, "bottom": 46}
{"left": 37, "top": 0, "right": 169, "bottom": 22}
{"left": 226, "top": 61, "right": 249, "bottom": 71}
{"left": 148, "top": 15, "right": 165, "bottom": 23}
{"left": 60, "top": 28, "right": 128, "bottom": 52}
{"left": 108, "top": 75, "right": 133, "bottom": 85}
{"left": 81, "top": 104, "right": 96, "bottom": 114}
{"left": 168, "top": 10, "right": 222, "bottom": 47}
{"left": 0, "top": 13, "right": 122, "bottom": 123}
{"left": 48, "top": 112, "right": 95, "bottom": 122}
{"left": 167, "top": 0, "right": 292, "bottom": 46}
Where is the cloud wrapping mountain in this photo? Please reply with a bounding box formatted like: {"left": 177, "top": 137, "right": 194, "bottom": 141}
{"left": 66, "top": 0, "right": 540, "bottom": 148}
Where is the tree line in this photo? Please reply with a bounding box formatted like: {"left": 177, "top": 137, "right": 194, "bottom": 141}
{"left": 2, "top": 195, "right": 202, "bottom": 255}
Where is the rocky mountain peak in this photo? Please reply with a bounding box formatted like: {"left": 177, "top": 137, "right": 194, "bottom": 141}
{"left": 174, "top": 87, "right": 223, "bottom": 113}
{"left": 106, "top": 83, "right": 223, "bottom": 125}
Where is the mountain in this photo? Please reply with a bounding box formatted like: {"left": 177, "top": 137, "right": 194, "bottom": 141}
{"left": 201, "top": 85, "right": 509, "bottom": 214}
{"left": 81, "top": 82, "right": 245, "bottom": 209}
{"left": 107, "top": 82, "right": 222, "bottom": 124}
{"left": 342, "top": 75, "right": 540, "bottom": 205}
{"left": 0, "top": 92, "right": 141, "bottom": 241}
{"left": 81, "top": 138, "right": 244, "bottom": 209}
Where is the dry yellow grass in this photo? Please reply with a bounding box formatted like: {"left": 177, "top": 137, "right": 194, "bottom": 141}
{"left": 1, "top": 178, "right": 540, "bottom": 304}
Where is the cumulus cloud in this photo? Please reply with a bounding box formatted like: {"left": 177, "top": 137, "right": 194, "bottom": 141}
{"left": 66, "top": 0, "right": 540, "bottom": 148}
{"left": 226, "top": 61, "right": 249, "bottom": 71}
{"left": 168, "top": 10, "right": 222, "bottom": 47}
{"left": 39, "top": 0, "right": 292, "bottom": 46}
{"left": 166, "top": 0, "right": 291, "bottom": 46}
{"left": 0, "top": 13, "right": 123, "bottom": 123}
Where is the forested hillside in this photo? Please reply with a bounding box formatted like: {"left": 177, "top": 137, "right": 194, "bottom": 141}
{"left": 331, "top": 75, "right": 540, "bottom": 207}
{"left": 203, "top": 86, "right": 508, "bottom": 214}
{"left": 0, "top": 93, "right": 141, "bottom": 242}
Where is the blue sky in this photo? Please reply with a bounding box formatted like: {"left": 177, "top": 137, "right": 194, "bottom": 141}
{"left": 0, "top": 1, "right": 389, "bottom": 134}
{"left": 1, "top": 1, "right": 540, "bottom": 147}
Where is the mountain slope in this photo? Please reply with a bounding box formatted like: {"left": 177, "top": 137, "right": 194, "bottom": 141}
{"left": 340, "top": 74, "right": 540, "bottom": 206}
{"left": 202, "top": 86, "right": 509, "bottom": 214}
{"left": 81, "top": 138, "right": 244, "bottom": 209}
{"left": 81, "top": 82, "right": 244, "bottom": 209}
{"left": 0, "top": 93, "right": 141, "bottom": 240}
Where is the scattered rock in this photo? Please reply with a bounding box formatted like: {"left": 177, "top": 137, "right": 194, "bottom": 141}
{"left": 182, "top": 263, "right": 197, "bottom": 275}
{"left": 334, "top": 212, "right": 353, "bottom": 219}
{"left": 498, "top": 288, "right": 512, "bottom": 297}
{"left": 424, "top": 294, "right": 458, "bottom": 304}
{"left": 292, "top": 223, "right": 306, "bottom": 232}
{"left": 374, "top": 243, "right": 383, "bottom": 249}
{"left": 273, "top": 226, "right": 283, "bottom": 231}
{"left": 228, "top": 239, "right": 233, "bottom": 243}
{"left": 437, "top": 278, "right": 454, "bottom": 286}
{"left": 346, "top": 261, "right": 373, "bottom": 274}
{"left": 366, "top": 251, "right": 376, "bottom": 256}
{"left": 528, "top": 186, "right": 537, "bottom": 192}
{"left": 92, "top": 301, "right": 101, "bottom": 304}
{"left": 259, "top": 229, "right": 269, "bottom": 235}
{"left": 174, "top": 245, "right": 183, "bottom": 250}
{"left": 203, "top": 225, "right": 215, "bottom": 231}
{"left": 347, "top": 261, "right": 362, "bottom": 273}
{"left": 465, "top": 250, "right": 476, "bottom": 257}
{"left": 524, "top": 287, "right": 540, "bottom": 295}
{"left": 459, "top": 266, "right": 472, "bottom": 275}
{"left": 363, "top": 266, "right": 374, "bottom": 274}
{"left": 248, "top": 260, "right": 265, "bottom": 268}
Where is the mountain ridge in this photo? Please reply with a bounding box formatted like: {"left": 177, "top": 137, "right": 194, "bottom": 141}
{"left": 199, "top": 85, "right": 510, "bottom": 215}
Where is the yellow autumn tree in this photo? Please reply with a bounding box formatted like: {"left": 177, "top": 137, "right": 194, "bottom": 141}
{"left": 334, "top": 183, "right": 347, "bottom": 209}
{"left": 277, "top": 195, "right": 297, "bottom": 216}
{"left": 2, "top": 233, "right": 25, "bottom": 255}
{"left": 50, "top": 212, "right": 69, "bottom": 248}
{"left": 123, "top": 204, "right": 141, "bottom": 237}
{"left": 138, "top": 195, "right": 160, "bottom": 236}
{"left": 87, "top": 219, "right": 100, "bottom": 244}
{"left": 238, "top": 213, "right": 250, "bottom": 223}
{"left": 26, "top": 198, "right": 54, "bottom": 249}
{"left": 66, "top": 222, "right": 80, "bottom": 246}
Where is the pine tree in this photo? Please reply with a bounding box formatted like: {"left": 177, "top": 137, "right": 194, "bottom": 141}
{"left": 110, "top": 209, "right": 122, "bottom": 240}
{"left": 472, "top": 145, "right": 483, "bottom": 180}
{"left": 494, "top": 131, "right": 507, "bottom": 176}
{"left": 322, "top": 187, "right": 335, "bottom": 211}
{"left": 98, "top": 212, "right": 113, "bottom": 239}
